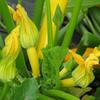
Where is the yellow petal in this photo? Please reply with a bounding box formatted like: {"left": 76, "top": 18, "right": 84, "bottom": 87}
{"left": 61, "top": 78, "right": 76, "bottom": 87}
{"left": 0, "top": 58, "right": 16, "bottom": 82}
{"left": 64, "top": 48, "right": 77, "bottom": 61}
{"left": 85, "top": 54, "right": 99, "bottom": 71}
{"left": 93, "top": 47, "right": 100, "bottom": 57}
{"left": 83, "top": 48, "right": 93, "bottom": 57}
{"left": 72, "top": 65, "right": 95, "bottom": 88}
{"left": 2, "top": 26, "right": 20, "bottom": 60}
{"left": 69, "top": 50, "right": 84, "bottom": 65}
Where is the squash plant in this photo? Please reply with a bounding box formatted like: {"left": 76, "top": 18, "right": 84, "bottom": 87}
{"left": 0, "top": 0, "right": 100, "bottom": 100}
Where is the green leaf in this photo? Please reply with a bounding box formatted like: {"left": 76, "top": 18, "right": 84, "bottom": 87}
{"left": 82, "top": 95, "right": 95, "bottom": 100}
{"left": 89, "top": 7, "right": 100, "bottom": 33}
{"left": 12, "top": 78, "right": 38, "bottom": 100}
{"left": 16, "top": 50, "right": 30, "bottom": 77}
{"left": 32, "top": 0, "right": 45, "bottom": 29}
{"left": 0, "top": 20, "right": 6, "bottom": 30}
{"left": 0, "top": 34, "right": 4, "bottom": 48}
{"left": 90, "top": 7, "right": 100, "bottom": 26}
{"left": 67, "top": 87, "right": 92, "bottom": 98}
{"left": 0, "top": 34, "right": 4, "bottom": 59}
{"left": 95, "top": 87, "right": 100, "bottom": 100}
{"left": 41, "top": 46, "right": 67, "bottom": 89}
{"left": 68, "top": 0, "right": 100, "bottom": 10}
{"left": 0, "top": 0, "right": 15, "bottom": 33}
{"left": 53, "top": 5, "right": 63, "bottom": 26}
{"left": 82, "top": 32, "right": 100, "bottom": 47}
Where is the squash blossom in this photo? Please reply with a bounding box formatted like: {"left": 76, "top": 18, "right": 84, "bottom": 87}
{"left": 0, "top": 26, "right": 20, "bottom": 82}
{"left": 37, "top": 0, "right": 68, "bottom": 59}
{"left": 0, "top": 58, "right": 16, "bottom": 82}
{"left": 70, "top": 47, "right": 100, "bottom": 88}
{"left": 2, "top": 26, "right": 20, "bottom": 60}
{"left": 13, "top": 4, "right": 40, "bottom": 78}
{"left": 60, "top": 48, "right": 93, "bottom": 78}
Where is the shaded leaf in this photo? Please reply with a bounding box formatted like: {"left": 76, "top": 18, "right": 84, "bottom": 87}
{"left": 68, "top": 87, "right": 92, "bottom": 98}
{"left": 16, "top": 50, "right": 30, "bottom": 77}
{"left": 13, "top": 78, "right": 38, "bottom": 100}
{"left": 82, "top": 32, "right": 100, "bottom": 47}
{"left": 68, "top": 0, "right": 100, "bottom": 10}
{"left": 0, "top": 34, "right": 4, "bottom": 48}
{"left": 82, "top": 95, "right": 95, "bottom": 100}
{"left": 95, "top": 87, "right": 100, "bottom": 100}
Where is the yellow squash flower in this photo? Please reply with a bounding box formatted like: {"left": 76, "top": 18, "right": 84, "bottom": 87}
{"left": 70, "top": 47, "right": 100, "bottom": 88}
{"left": 13, "top": 4, "right": 40, "bottom": 78}
{"left": 0, "top": 58, "right": 16, "bottom": 82}
{"left": 2, "top": 26, "right": 20, "bottom": 60}
{"left": 0, "top": 26, "right": 20, "bottom": 82}
{"left": 37, "top": 0, "right": 68, "bottom": 59}
{"left": 13, "top": 4, "right": 39, "bottom": 48}
{"left": 60, "top": 48, "right": 93, "bottom": 78}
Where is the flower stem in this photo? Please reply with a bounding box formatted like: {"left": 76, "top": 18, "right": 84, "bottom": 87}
{"left": 46, "top": 0, "right": 53, "bottom": 48}
{"left": 38, "top": 93, "right": 55, "bottom": 100}
{"left": 0, "top": 0, "right": 14, "bottom": 33}
{"left": 84, "top": 15, "right": 98, "bottom": 36}
{"left": 46, "top": 89, "right": 79, "bottom": 100}
{"left": 62, "top": 0, "right": 82, "bottom": 49}
{"left": 54, "top": 26, "right": 59, "bottom": 46}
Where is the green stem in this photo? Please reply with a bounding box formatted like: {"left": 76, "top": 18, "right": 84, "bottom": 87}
{"left": 79, "top": 23, "right": 88, "bottom": 34}
{"left": 46, "top": 89, "right": 79, "bottom": 100}
{"left": 0, "top": 83, "right": 9, "bottom": 100}
{"left": 76, "top": 40, "right": 87, "bottom": 55}
{"left": 54, "top": 26, "right": 59, "bottom": 46}
{"left": 0, "top": 20, "right": 6, "bottom": 30}
{"left": 0, "top": 0, "right": 15, "bottom": 33}
{"left": 84, "top": 15, "right": 97, "bottom": 36}
{"left": 33, "top": 0, "right": 44, "bottom": 29}
{"left": 90, "top": 12, "right": 100, "bottom": 33}
{"left": 57, "top": 24, "right": 68, "bottom": 45}
{"left": 46, "top": 0, "right": 53, "bottom": 48}
{"left": 62, "top": 0, "right": 82, "bottom": 49}
{"left": 38, "top": 93, "right": 55, "bottom": 100}
{"left": 76, "top": 24, "right": 89, "bottom": 55}
{"left": 18, "top": 0, "right": 22, "bottom": 4}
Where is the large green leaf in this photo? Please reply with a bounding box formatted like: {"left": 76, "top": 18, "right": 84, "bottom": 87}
{"left": 41, "top": 46, "right": 67, "bottom": 90}
{"left": 12, "top": 78, "right": 38, "bottom": 100}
